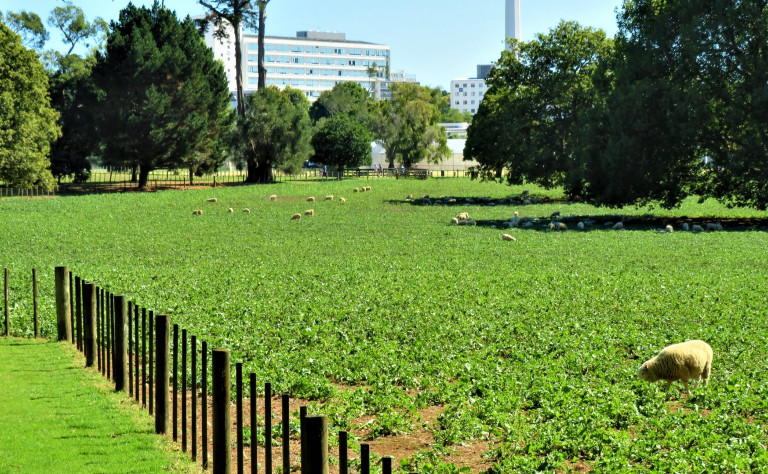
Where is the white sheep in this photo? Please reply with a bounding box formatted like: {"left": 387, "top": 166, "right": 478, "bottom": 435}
{"left": 307, "top": 196, "right": 316, "bottom": 202}
{"left": 501, "top": 233, "right": 516, "bottom": 241}
{"left": 206, "top": 198, "right": 217, "bottom": 203}
{"left": 665, "top": 225, "right": 674, "bottom": 233}
{"left": 228, "top": 208, "right": 234, "bottom": 213}
{"left": 557, "top": 222, "right": 567, "bottom": 231}
{"left": 242, "top": 208, "right": 251, "bottom": 213}
{"left": 457, "top": 212, "right": 470, "bottom": 220}
{"left": 192, "top": 209, "right": 203, "bottom": 215}
{"left": 613, "top": 222, "right": 624, "bottom": 230}
{"left": 325, "top": 195, "right": 333, "bottom": 201}
{"left": 707, "top": 222, "right": 723, "bottom": 231}
{"left": 692, "top": 224, "right": 704, "bottom": 232}
{"left": 577, "top": 221, "right": 585, "bottom": 230}
{"left": 450, "top": 217, "right": 459, "bottom": 225}
{"left": 550, "top": 211, "right": 561, "bottom": 218}
{"left": 291, "top": 213, "right": 302, "bottom": 220}
{"left": 304, "top": 209, "right": 315, "bottom": 216}
{"left": 269, "top": 194, "right": 277, "bottom": 201}
{"left": 364, "top": 186, "right": 372, "bottom": 191}
{"left": 354, "top": 188, "right": 360, "bottom": 193}
{"left": 457, "top": 218, "right": 476, "bottom": 226}
{"left": 406, "top": 194, "right": 413, "bottom": 200}
{"left": 638, "top": 340, "right": 713, "bottom": 394}
{"left": 682, "top": 223, "right": 690, "bottom": 231}
{"left": 514, "top": 211, "right": 519, "bottom": 219}
{"left": 339, "top": 197, "right": 346, "bottom": 203}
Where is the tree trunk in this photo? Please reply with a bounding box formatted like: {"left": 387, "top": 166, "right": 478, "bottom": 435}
{"left": 131, "top": 164, "right": 138, "bottom": 183}
{"left": 189, "top": 168, "right": 194, "bottom": 186}
{"left": 233, "top": 18, "right": 245, "bottom": 119}
{"left": 138, "top": 165, "right": 151, "bottom": 189}
{"left": 253, "top": 162, "right": 272, "bottom": 183}
{"left": 257, "top": 2, "right": 267, "bottom": 90}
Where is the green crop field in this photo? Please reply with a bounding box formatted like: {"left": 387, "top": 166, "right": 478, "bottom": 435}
{"left": 2, "top": 177, "right": 768, "bottom": 472}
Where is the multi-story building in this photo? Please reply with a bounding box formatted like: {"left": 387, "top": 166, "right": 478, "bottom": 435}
{"left": 449, "top": 74, "right": 489, "bottom": 115}
{"left": 201, "top": 25, "right": 392, "bottom": 101}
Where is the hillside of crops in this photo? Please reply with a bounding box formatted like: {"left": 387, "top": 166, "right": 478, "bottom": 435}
{"left": 2, "top": 178, "right": 768, "bottom": 471}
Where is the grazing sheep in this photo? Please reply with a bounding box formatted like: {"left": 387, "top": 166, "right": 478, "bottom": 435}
{"left": 354, "top": 188, "right": 360, "bottom": 193}
{"left": 304, "top": 209, "right": 315, "bottom": 216}
{"left": 364, "top": 186, "right": 372, "bottom": 191}
{"left": 307, "top": 197, "right": 316, "bottom": 202}
{"left": 523, "top": 199, "right": 531, "bottom": 205}
{"left": 457, "top": 212, "right": 470, "bottom": 220}
{"left": 638, "top": 340, "right": 713, "bottom": 394}
{"left": 692, "top": 224, "right": 704, "bottom": 232}
{"left": 682, "top": 223, "right": 690, "bottom": 231}
{"left": 613, "top": 222, "right": 624, "bottom": 230}
{"left": 457, "top": 218, "right": 476, "bottom": 226}
{"left": 550, "top": 211, "right": 561, "bottom": 218}
{"left": 557, "top": 222, "right": 567, "bottom": 231}
{"left": 522, "top": 221, "right": 533, "bottom": 228}
{"left": 522, "top": 189, "right": 530, "bottom": 196}
{"left": 514, "top": 211, "right": 519, "bottom": 219}
{"left": 325, "top": 195, "right": 333, "bottom": 201}
{"left": 577, "top": 221, "right": 585, "bottom": 230}
{"left": 506, "top": 221, "right": 519, "bottom": 229}
{"left": 502, "top": 233, "right": 516, "bottom": 241}
{"left": 665, "top": 225, "right": 674, "bottom": 233}
{"left": 206, "top": 198, "right": 217, "bottom": 203}
{"left": 228, "top": 208, "right": 234, "bottom": 213}
{"left": 707, "top": 222, "right": 723, "bottom": 231}
{"left": 192, "top": 209, "right": 203, "bottom": 215}
{"left": 242, "top": 208, "right": 251, "bottom": 213}
{"left": 269, "top": 194, "right": 277, "bottom": 201}
{"left": 406, "top": 194, "right": 413, "bottom": 200}
{"left": 548, "top": 222, "right": 556, "bottom": 231}
{"left": 339, "top": 197, "right": 346, "bottom": 203}
{"left": 451, "top": 217, "right": 459, "bottom": 225}
{"left": 291, "top": 213, "right": 302, "bottom": 220}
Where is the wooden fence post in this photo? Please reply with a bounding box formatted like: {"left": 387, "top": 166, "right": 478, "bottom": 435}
{"left": 282, "top": 394, "right": 290, "bottom": 473}
{"left": 155, "top": 314, "right": 170, "bottom": 434}
{"left": 75, "top": 275, "right": 82, "bottom": 351}
{"left": 32, "top": 269, "right": 38, "bottom": 338}
{"left": 113, "top": 296, "right": 128, "bottom": 392}
{"left": 202, "top": 340, "right": 208, "bottom": 470}
{"left": 173, "top": 323, "right": 178, "bottom": 442}
{"left": 212, "top": 349, "right": 232, "bottom": 474}
{"left": 250, "top": 373, "right": 256, "bottom": 474}
{"left": 382, "top": 457, "right": 392, "bottom": 474}
{"left": 69, "top": 271, "right": 74, "bottom": 344}
{"left": 191, "top": 335, "right": 197, "bottom": 462}
{"left": 54, "top": 266, "right": 72, "bottom": 342}
{"left": 265, "top": 382, "right": 272, "bottom": 473}
{"left": 4, "top": 268, "right": 8, "bottom": 337}
{"left": 236, "top": 362, "right": 243, "bottom": 474}
{"left": 339, "top": 430, "right": 348, "bottom": 474}
{"left": 182, "top": 328, "right": 187, "bottom": 452}
{"left": 83, "top": 283, "right": 97, "bottom": 367}
{"left": 361, "top": 444, "right": 370, "bottom": 474}
{"left": 302, "top": 415, "right": 329, "bottom": 474}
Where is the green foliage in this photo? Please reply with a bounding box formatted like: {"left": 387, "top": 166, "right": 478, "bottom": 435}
{"left": 91, "top": 3, "right": 234, "bottom": 189}
{"left": 311, "top": 113, "right": 372, "bottom": 174}
{"left": 47, "top": 1, "right": 107, "bottom": 56}
{"left": 236, "top": 86, "right": 313, "bottom": 180}
{"left": 369, "top": 82, "right": 450, "bottom": 168}
{"left": 4, "top": 179, "right": 768, "bottom": 470}
{"left": 2, "top": 10, "right": 48, "bottom": 50}
{"left": 309, "top": 81, "right": 371, "bottom": 123}
{"left": 0, "top": 22, "right": 58, "bottom": 190}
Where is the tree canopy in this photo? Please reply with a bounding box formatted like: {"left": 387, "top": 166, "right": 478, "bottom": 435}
{"left": 309, "top": 81, "right": 371, "bottom": 123}
{"left": 91, "top": 2, "right": 234, "bottom": 189}
{"left": 0, "top": 21, "right": 59, "bottom": 189}
{"left": 311, "top": 113, "right": 372, "bottom": 177}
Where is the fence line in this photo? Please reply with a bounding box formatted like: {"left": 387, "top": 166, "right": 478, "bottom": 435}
{"left": 2, "top": 266, "right": 396, "bottom": 473}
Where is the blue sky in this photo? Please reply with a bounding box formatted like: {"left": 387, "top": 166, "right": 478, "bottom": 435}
{"left": 5, "top": 0, "right": 623, "bottom": 89}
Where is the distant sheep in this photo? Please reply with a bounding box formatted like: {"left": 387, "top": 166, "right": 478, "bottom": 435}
{"left": 364, "top": 186, "right": 372, "bottom": 191}
{"left": 557, "top": 222, "right": 567, "bottom": 231}
{"left": 457, "top": 218, "right": 476, "bottom": 226}
{"left": 406, "top": 194, "right": 413, "bottom": 201}
{"left": 291, "top": 213, "right": 302, "bottom": 220}
{"left": 692, "top": 224, "right": 704, "bottom": 232}
{"left": 613, "top": 222, "right": 624, "bottom": 230}
{"left": 457, "top": 212, "right": 470, "bottom": 220}
{"left": 339, "top": 197, "right": 346, "bottom": 203}
{"left": 325, "top": 195, "right": 333, "bottom": 201}
{"left": 682, "top": 223, "right": 690, "bottom": 231}
{"left": 354, "top": 188, "right": 360, "bottom": 193}
{"left": 707, "top": 222, "right": 723, "bottom": 231}
{"left": 206, "top": 198, "right": 217, "bottom": 203}
{"left": 269, "top": 194, "right": 277, "bottom": 201}
{"left": 502, "top": 233, "right": 516, "bottom": 241}
{"left": 228, "top": 208, "right": 234, "bottom": 213}
{"left": 304, "top": 209, "right": 314, "bottom": 216}
{"left": 451, "top": 217, "right": 459, "bottom": 225}
{"left": 242, "top": 208, "right": 251, "bottom": 213}
{"left": 666, "top": 225, "right": 674, "bottom": 233}
{"left": 514, "top": 211, "right": 519, "bottom": 219}
{"left": 550, "top": 211, "right": 561, "bottom": 218}
{"left": 577, "top": 221, "right": 585, "bottom": 230}
{"left": 192, "top": 209, "right": 203, "bottom": 215}
{"left": 638, "top": 340, "right": 713, "bottom": 394}
{"left": 307, "top": 197, "right": 316, "bottom": 202}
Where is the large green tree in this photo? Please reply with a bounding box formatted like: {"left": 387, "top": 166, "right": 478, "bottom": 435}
{"left": 92, "top": 2, "right": 234, "bottom": 189}
{"left": 308, "top": 81, "right": 371, "bottom": 123}
{"left": 0, "top": 22, "right": 59, "bottom": 189}
{"left": 235, "top": 86, "right": 312, "bottom": 180}
{"left": 311, "top": 113, "right": 372, "bottom": 178}
{"left": 465, "top": 22, "right": 613, "bottom": 196}
{"left": 2, "top": 11, "right": 48, "bottom": 50}
{"left": 369, "top": 82, "right": 450, "bottom": 168}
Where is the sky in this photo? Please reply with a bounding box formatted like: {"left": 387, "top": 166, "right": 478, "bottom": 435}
{"left": 6, "top": 0, "right": 624, "bottom": 90}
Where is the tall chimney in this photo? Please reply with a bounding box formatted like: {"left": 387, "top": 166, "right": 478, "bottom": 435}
{"left": 505, "top": 0, "right": 521, "bottom": 50}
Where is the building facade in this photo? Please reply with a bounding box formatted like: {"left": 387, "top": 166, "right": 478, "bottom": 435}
{"left": 450, "top": 77, "right": 488, "bottom": 115}
{"left": 201, "top": 26, "right": 392, "bottom": 101}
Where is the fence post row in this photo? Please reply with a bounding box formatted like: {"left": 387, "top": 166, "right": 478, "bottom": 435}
{"left": 54, "top": 266, "right": 72, "bottom": 342}
{"left": 113, "top": 296, "right": 128, "bottom": 393}
{"left": 32, "top": 269, "right": 38, "bottom": 338}
{"left": 212, "top": 349, "right": 232, "bottom": 473}
{"left": 155, "top": 314, "right": 170, "bottom": 435}
{"left": 4, "top": 268, "right": 8, "bottom": 337}
{"left": 83, "top": 283, "right": 96, "bottom": 367}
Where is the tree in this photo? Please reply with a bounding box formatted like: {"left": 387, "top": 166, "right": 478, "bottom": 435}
{"left": 235, "top": 86, "right": 312, "bottom": 181}
{"left": 0, "top": 22, "right": 59, "bottom": 189}
{"left": 311, "top": 114, "right": 372, "bottom": 178}
{"left": 308, "top": 81, "right": 371, "bottom": 123}
{"left": 369, "top": 82, "right": 450, "bottom": 168}
{"left": 91, "top": 2, "right": 234, "bottom": 189}
{"left": 465, "top": 22, "right": 613, "bottom": 196}
{"left": 2, "top": 11, "right": 48, "bottom": 50}
{"left": 48, "top": 1, "right": 107, "bottom": 56}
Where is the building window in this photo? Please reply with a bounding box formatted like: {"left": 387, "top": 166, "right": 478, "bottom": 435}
{"left": 276, "top": 44, "right": 290, "bottom": 52}
{"left": 292, "top": 68, "right": 304, "bottom": 75}
{"left": 265, "top": 44, "right": 275, "bottom": 52}
{"left": 291, "top": 45, "right": 303, "bottom": 53}
{"left": 292, "top": 57, "right": 304, "bottom": 64}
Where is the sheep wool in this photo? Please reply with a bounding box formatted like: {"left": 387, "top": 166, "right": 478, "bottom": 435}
{"left": 304, "top": 209, "right": 315, "bottom": 216}
{"left": 354, "top": 188, "right": 360, "bottom": 193}
{"left": 577, "top": 221, "right": 585, "bottom": 230}
{"left": 242, "top": 208, "right": 251, "bottom": 213}
{"left": 457, "top": 212, "right": 470, "bottom": 220}
{"left": 450, "top": 217, "right": 459, "bottom": 225}
{"left": 269, "top": 194, "right": 277, "bottom": 201}
{"left": 682, "top": 223, "right": 690, "bottom": 231}
{"left": 692, "top": 224, "right": 704, "bottom": 232}
{"left": 502, "top": 233, "right": 516, "bottom": 241}
{"left": 307, "top": 197, "right": 316, "bottom": 202}
{"left": 291, "top": 213, "right": 302, "bottom": 220}
{"left": 339, "top": 197, "right": 346, "bottom": 203}
{"left": 192, "top": 209, "right": 203, "bottom": 215}
{"left": 613, "top": 222, "right": 624, "bottom": 230}
{"left": 228, "top": 208, "right": 234, "bottom": 213}
{"left": 206, "top": 198, "right": 217, "bottom": 203}
{"left": 707, "top": 222, "right": 723, "bottom": 231}
{"left": 325, "top": 195, "right": 333, "bottom": 201}
{"left": 638, "top": 340, "right": 713, "bottom": 394}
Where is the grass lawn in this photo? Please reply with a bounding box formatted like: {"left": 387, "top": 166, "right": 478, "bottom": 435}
{"left": 0, "top": 338, "right": 197, "bottom": 473}
{"left": 2, "top": 177, "right": 768, "bottom": 471}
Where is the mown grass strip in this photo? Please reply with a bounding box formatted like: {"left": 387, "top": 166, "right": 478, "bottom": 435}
{"left": 0, "top": 338, "right": 197, "bottom": 473}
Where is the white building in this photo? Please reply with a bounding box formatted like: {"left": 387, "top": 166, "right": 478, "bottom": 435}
{"left": 450, "top": 77, "right": 489, "bottom": 115}
{"left": 201, "top": 25, "right": 392, "bottom": 101}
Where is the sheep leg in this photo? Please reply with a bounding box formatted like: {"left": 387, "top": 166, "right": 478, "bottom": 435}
{"left": 664, "top": 381, "right": 671, "bottom": 392}
{"left": 682, "top": 379, "right": 690, "bottom": 395}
